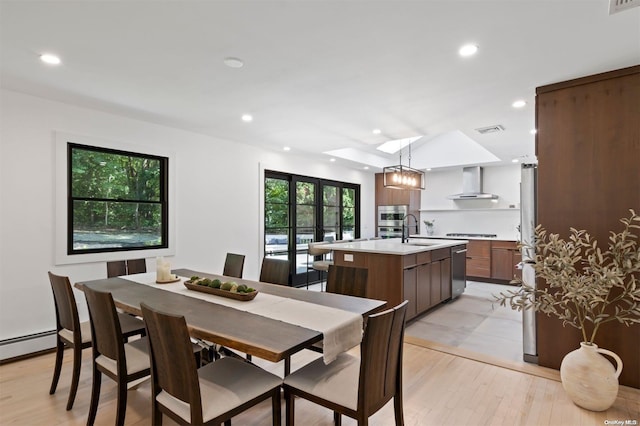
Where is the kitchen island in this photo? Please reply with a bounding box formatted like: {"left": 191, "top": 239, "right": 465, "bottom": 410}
{"left": 329, "top": 238, "right": 467, "bottom": 320}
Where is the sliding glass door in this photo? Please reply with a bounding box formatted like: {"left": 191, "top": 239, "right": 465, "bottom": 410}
{"left": 264, "top": 171, "right": 360, "bottom": 287}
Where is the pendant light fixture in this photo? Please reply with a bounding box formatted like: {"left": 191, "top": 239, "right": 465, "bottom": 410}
{"left": 383, "top": 142, "right": 425, "bottom": 190}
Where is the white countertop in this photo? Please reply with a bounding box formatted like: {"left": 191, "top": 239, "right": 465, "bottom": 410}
{"left": 410, "top": 234, "right": 518, "bottom": 242}
{"left": 328, "top": 238, "right": 468, "bottom": 255}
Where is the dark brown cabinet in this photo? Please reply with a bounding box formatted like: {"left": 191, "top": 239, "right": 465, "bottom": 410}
{"left": 535, "top": 66, "right": 640, "bottom": 387}
{"left": 400, "top": 248, "right": 452, "bottom": 320}
{"left": 416, "top": 263, "right": 431, "bottom": 312}
{"left": 466, "top": 240, "right": 491, "bottom": 278}
{"left": 403, "top": 267, "right": 417, "bottom": 319}
{"left": 374, "top": 173, "right": 421, "bottom": 236}
{"left": 491, "top": 240, "right": 521, "bottom": 282}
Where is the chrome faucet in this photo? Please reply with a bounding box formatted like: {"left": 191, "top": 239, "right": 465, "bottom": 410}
{"left": 401, "top": 214, "right": 419, "bottom": 243}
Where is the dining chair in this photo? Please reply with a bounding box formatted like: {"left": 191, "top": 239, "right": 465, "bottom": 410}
{"left": 47, "top": 272, "right": 146, "bottom": 411}
{"left": 106, "top": 259, "right": 146, "bottom": 278}
{"left": 283, "top": 300, "right": 408, "bottom": 426}
{"left": 223, "top": 253, "right": 245, "bottom": 278}
{"left": 140, "top": 302, "right": 283, "bottom": 425}
{"left": 84, "top": 286, "right": 151, "bottom": 426}
{"left": 259, "top": 257, "right": 290, "bottom": 286}
{"left": 106, "top": 260, "right": 127, "bottom": 278}
{"left": 307, "top": 265, "right": 369, "bottom": 354}
{"left": 126, "top": 258, "right": 147, "bottom": 275}
{"left": 325, "top": 264, "right": 368, "bottom": 298}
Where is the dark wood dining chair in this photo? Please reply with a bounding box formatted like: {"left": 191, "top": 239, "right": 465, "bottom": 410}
{"left": 84, "top": 286, "right": 151, "bottom": 426}
{"left": 106, "top": 259, "right": 146, "bottom": 278}
{"left": 326, "top": 265, "right": 368, "bottom": 298}
{"left": 223, "top": 253, "right": 245, "bottom": 278}
{"left": 283, "top": 300, "right": 408, "bottom": 426}
{"left": 106, "top": 260, "right": 127, "bottom": 278}
{"left": 141, "top": 302, "right": 283, "bottom": 425}
{"left": 126, "top": 258, "right": 147, "bottom": 275}
{"left": 308, "top": 265, "right": 369, "bottom": 354}
{"left": 47, "top": 272, "right": 146, "bottom": 411}
{"left": 259, "top": 257, "right": 290, "bottom": 286}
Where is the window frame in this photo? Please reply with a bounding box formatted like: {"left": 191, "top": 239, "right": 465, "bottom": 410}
{"left": 55, "top": 132, "right": 176, "bottom": 265}
{"left": 67, "top": 143, "right": 169, "bottom": 255}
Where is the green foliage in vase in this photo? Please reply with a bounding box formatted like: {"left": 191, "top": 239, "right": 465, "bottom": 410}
{"left": 495, "top": 210, "right": 640, "bottom": 344}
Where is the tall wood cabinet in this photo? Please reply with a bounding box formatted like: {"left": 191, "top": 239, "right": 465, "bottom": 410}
{"left": 374, "top": 173, "right": 421, "bottom": 235}
{"left": 536, "top": 65, "right": 640, "bottom": 388}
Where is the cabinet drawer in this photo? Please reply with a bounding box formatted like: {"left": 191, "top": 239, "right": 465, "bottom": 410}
{"left": 417, "top": 251, "right": 432, "bottom": 264}
{"left": 467, "top": 240, "right": 491, "bottom": 257}
{"left": 403, "top": 254, "right": 417, "bottom": 268}
{"left": 492, "top": 240, "right": 517, "bottom": 250}
{"left": 467, "top": 258, "right": 491, "bottom": 277}
{"left": 431, "top": 248, "right": 449, "bottom": 262}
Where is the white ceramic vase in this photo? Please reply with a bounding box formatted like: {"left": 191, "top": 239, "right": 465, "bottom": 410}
{"left": 560, "top": 342, "right": 623, "bottom": 411}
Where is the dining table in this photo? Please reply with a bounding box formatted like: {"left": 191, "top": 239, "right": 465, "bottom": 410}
{"left": 75, "top": 268, "right": 387, "bottom": 373}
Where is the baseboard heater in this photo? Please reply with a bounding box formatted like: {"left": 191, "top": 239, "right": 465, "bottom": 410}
{"left": 0, "top": 330, "right": 57, "bottom": 362}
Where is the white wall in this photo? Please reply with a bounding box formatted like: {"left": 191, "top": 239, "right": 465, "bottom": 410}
{"left": 419, "top": 165, "right": 522, "bottom": 239}
{"left": 0, "top": 89, "right": 375, "bottom": 357}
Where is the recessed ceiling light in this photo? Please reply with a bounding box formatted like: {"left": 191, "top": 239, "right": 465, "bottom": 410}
{"left": 283, "top": 146, "right": 291, "bottom": 151}
{"left": 372, "top": 129, "right": 381, "bottom": 135}
{"left": 40, "top": 53, "right": 61, "bottom": 65}
{"left": 329, "top": 158, "right": 336, "bottom": 162}
{"left": 223, "top": 57, "right": 244, "bottom": 68}
{"left": 530, "top": 129, "right": 537, "bottom": 135}
{"left": 512, "top": 158, "right": 519, "bottom": 163}
{"left": 459, "top": 44, "right": 478, "bottom": 57}
{"left": 363, "top": 166, "right": 369, "bottom": 170}
{"left": 241, "top": 114, "right": 253, "bottom": 122}
{"left": 426, "top": 168, "right": 432, "bottom": 171}
{"left": 512, "top": 100, "right": 527, "bottom": 108}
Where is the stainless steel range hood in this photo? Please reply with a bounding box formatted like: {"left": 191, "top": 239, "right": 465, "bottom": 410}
{"left": 448, "top": 166, "right": 499, "bottom": 200}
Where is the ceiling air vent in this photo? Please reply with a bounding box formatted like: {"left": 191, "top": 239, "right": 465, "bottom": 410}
{"left": 609, "top": 0, "right": 639, "bottom": 14}
{"left": 475, "top": 125, "right": 505, "bottom": 135}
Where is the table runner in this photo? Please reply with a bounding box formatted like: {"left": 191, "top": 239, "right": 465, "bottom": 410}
{"left": 122, "top": 272, "right": 362, "bottom": 364}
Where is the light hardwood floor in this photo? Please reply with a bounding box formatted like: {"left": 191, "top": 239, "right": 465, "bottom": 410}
{"left": 1, "top": 339, "right": 638, "bottom": 425}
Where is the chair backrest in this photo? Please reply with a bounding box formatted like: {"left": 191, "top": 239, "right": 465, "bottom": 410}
{"left": 127, "top": 258, "right": 147, "bottom": 275}
{"left": 106, "top": 259, "right": 146, "bottom": 278}
{"left": 358, "top": 300, "right": 408, "bottom": 416}
{"left": 326, "top": 265, "right": 368, "bottom": 298}
{"left": 223, "top": 253, "right": 245, "bottom": 278}
{"left": 48, "top": 272, "right": 81, "bottom": 335}
{"left": 84, "top": 286, "right": 126, "bottom": 372}
{"left": 259, "top": 257, "right": 290, "bottom": 286}
{"left": 106, "top": 261, "right": 127, "bottom": 278}
{"left": 308, "top": 242, "right": 332, "bottom": 256}
{"left": 141, "top": 303, "right": 203, "bottom": 424}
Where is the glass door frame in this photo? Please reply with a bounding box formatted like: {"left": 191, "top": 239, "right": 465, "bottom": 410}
{"left": 264, "top": 170, "right": 360, "bottom": 287}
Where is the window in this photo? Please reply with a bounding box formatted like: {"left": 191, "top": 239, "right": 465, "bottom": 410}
{"left": 68, "top": 143, "right": 168, "bottom": 254}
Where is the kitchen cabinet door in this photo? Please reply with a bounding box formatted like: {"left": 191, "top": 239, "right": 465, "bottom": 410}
{"left": 440, "top": 258, "right": 451, "bottom": 301}
{"left": 430, "top": 261, "right": 441, "bottom": 307}
{"left": 416, "top": 263, "right": 431, "bottom": 312}
{"left": 466, "top": 240, "right": 491, "bottom": 278}
{"left": 403, "top": 267, "right": 417, "bottom": 320}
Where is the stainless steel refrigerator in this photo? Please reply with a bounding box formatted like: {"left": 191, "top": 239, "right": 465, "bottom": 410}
{"left": 521, "top": 163, "right": 538, "bottom": 363}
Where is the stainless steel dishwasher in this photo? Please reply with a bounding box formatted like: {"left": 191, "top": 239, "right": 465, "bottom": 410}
{"left": 451, "top": 245, "right": 467, "bottom": 299}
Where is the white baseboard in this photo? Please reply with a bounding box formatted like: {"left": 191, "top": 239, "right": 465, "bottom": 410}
{"left": 0, "top": 331, "right": 57, "bottom": 361}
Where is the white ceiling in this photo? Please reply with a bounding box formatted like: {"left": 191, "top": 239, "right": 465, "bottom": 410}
{"left": 1, "top": 1, "right": 639, "bottom": 171}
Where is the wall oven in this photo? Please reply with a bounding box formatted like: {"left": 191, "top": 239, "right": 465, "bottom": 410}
{"left": 377, "top": 205, "right": 408, "bottom": 238}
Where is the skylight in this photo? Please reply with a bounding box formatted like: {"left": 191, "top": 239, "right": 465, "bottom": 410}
{"left": 376, "top": 136, "right": 423, "bottom": 154}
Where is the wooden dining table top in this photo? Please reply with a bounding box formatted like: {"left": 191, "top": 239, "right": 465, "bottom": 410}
{"left": 75, "top": 268, "right": 386, "bottom": 363}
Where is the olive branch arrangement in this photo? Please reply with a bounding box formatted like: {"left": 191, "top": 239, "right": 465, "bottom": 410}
{"left": 496, "top": 210, "right": 640, "bottom": 344}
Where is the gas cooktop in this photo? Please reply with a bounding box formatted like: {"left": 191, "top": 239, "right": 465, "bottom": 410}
{"left": 446, "top": 233, "right": 498, "bottom": 238}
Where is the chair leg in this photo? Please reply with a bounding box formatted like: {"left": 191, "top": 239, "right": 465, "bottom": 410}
{"left": 151, "top": 400, "right": 162, "bottom": 426}
{"left": 116, "top": 378, "right": 128, "bottom": 426}
{"left": 66, "top": 344, "right": 82, "bottom": 410}
{"left": 246, "top": 354, "right": 252, "bottom": 362}
{"left": 49, "top": 339, "right": 64, "bottom": 395}
{"left": 393, "top": 394, "right": 404, "bottom": 426}
{"left": 284, "top": 356, "right": 291, "bottom": 376}
{"left": 284, "top": 388, "right": 294, "bottom": 426}
{"left": 87, "top": 366, "right": 101, "bottom": 425}
{"left": 272, "top": 388, "right": 281, "bottom": 426}
{"left": 334, "top": 411, "right": 342, "bottom": 425}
